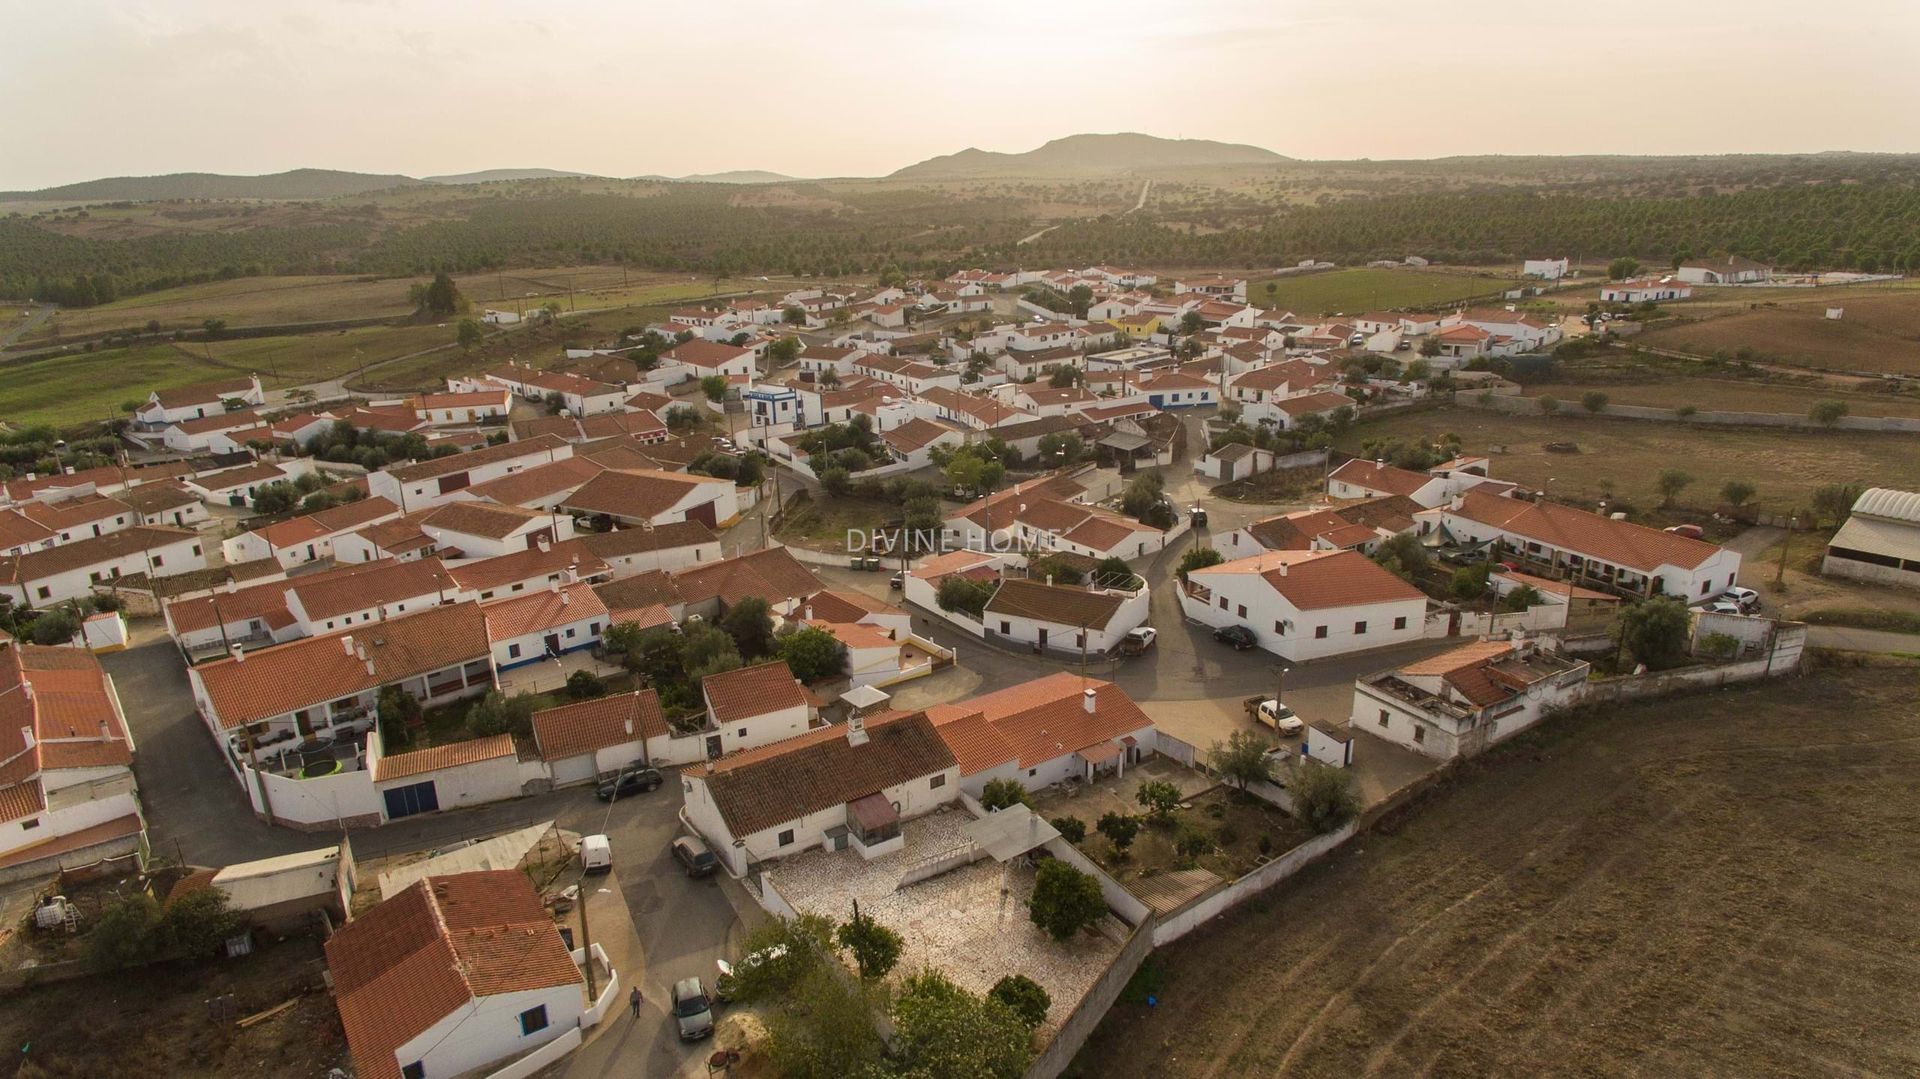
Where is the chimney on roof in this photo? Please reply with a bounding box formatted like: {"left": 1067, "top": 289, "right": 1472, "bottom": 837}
{"left": 341, "top": 635, "right": 354, "bottom": 656}
{"left": 561, "top": 590, "right": 570, "bottom": 605}
{"left": 1082, "top": 687, "right": 1096, "bottom": 714}
{"left": 365, "top": 658, "right": 375, "bottom": 676}
{"left": 538, "top": 538, "right": 551, "bottom": 553}
{"left": 99, "top": 720, "right": 110, "bottom": 741}
{"left": 845, "top": 713, "right": 869, "bottom": 747}
{"left": 356, "top": 643, "right": 368, "bottom": 661}
{"left": 230, "top": 645, "right": 244, "bottom": 663}
{"left": 1276, "top": 561, "right": 1288, "bottom": 576}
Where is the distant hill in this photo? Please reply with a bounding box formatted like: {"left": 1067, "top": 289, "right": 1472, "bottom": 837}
{"left": 890, "top": 132, "right": 1290, "bottom": 179}
{"left": 0, "top": 168, "right": 427, "bottom": 202}
{"left": 635, "top": 170, "right": 801, "bottom": 184}
{"left": 424, "top": 168, "right": 597, "bottom": 184}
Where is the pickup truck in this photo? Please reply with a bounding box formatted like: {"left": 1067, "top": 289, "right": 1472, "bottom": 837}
{"left": 1243, "top": 696, "right": 1304, "bottom": 734}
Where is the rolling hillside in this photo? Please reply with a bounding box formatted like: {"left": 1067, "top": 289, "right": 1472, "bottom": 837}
{"left": 0, "top": 168, "right": 426, "bottom": 202}
{"left": 891, "top": 132, "right": 1289, "bottom": 179}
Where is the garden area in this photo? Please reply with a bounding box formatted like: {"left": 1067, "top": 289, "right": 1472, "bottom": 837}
{"left": 1053, "top": 784, "right": 1313, "bottom": 887}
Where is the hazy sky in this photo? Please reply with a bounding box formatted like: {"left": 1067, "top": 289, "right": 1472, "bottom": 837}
{"left": 7, "top": 0, "right": 1920, "bottom": 189}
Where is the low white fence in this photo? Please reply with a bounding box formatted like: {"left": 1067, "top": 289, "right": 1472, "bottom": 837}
{"left": 1042, "top": 836, "right": 1151, "bottom": 927}
{"left": 575, "top": 942, "right": 622, "bottom": 1027}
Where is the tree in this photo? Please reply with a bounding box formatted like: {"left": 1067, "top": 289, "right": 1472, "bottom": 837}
{"left": 376, "top": 684, "right": 420, "bottom": 743}
{"left": 1581, "top": 391, "right": 1610, "bottom": 414}
{"left": 1614, "top": 596, "right": 1691, "bottom": 671}
{"left": 1208, "top": 729, "right": 1272, "bottom": 792}
{"left": 466, "top": 690, "right": 536, "bottom": 740}
{"left": 1656, "top": 468, "right": 1693, "bottom": 507}
{"left": 664, "top": 404, "right": 701, "bottom": 433}
{"left": 767, "top": 334, "right": 801, "bottom": 366}
{"left": 1536, "top": 395, "right": 1560, "bottom": 415}
{"left": 1028, "top": 859, "right": 1107, "bottom": 942}
{"left": 1808, "top": 399, "right": 1849, "bottom": 427}
{"left": 250, "top": 482, "right": 297, "bottom": 514}
{"left": 543, "top": 390, "right": 567, "bottom": 415}
{"left": 564, "top": 669, "right": 606, "bottom": 700}
{"left": 819, "top": 466, "right": 851, "bottom": 496}
{"left": 1291, "top": 763, "right": 1360, "bottom": 834}
{"left": 1027, "top": 554, "right": 1083, "bottom": 586}
{"left": 1096, "top": 811, "right": 1140, "bottom": 855}
{"left": 1179, "top": 311, "right": 1204, "bottom": 334}
{"left": 1371, "top": 533, "right": 1428, "bottom": 581}
{"left": 682, "top": 622, "right": 743, "bottom": 685}
{"left": 1134, "top": 780, "right": 1182, "bottom": 823}
{"left": 1405, "top": 359, "right": 1433, "bottom": 383}
{"left": 87, "top": 894, "right": 161, "bottom": 970}
{"left": 1811, "top": 482, "right": 1864, "bottom": 527}
{"left": 720, "top": 913, "right": 836, "bottom": 1004}
{"left": 892, "top": 971, "right": 1033, "bottom": 1079}
{"left": 1094, "top": 555, "right": 1138, "bottom": 590}
{"left": 721, "top": 596, "right": 776, "bottom": 659}
{"left": 764, "top": 965, "right": 886, "bottom": 1079}
{"left": 201, "top": 317, "right": 228, "bottom": 339}
{"left": 776, "top": 626, "right": 848, "bottom": 683}
{"left": 162, "top": 888, "right": 244, "bottom": 957}
{"left": 1067, "top": 283, "right": 1094, "bottom": 317}
{"left": 700, "top": 374, "right": 729, "bottom": 403}
{"left": 456, "top": 318, "right": 484, "bottom": 352}
{"left": 1721, "top": 480, "right": 1756, "bottom": 509}
{"left": 1177, "top": 546, "right": 1225, "bottom": 582}
{"left": 1499, "top": 583, "right": 1546, "bottom": 612}
{"left": 422, "top": 271, "right": 466, "bottom": 316}
{"left": 836, "top": 901, "right": 902, "bottom": 980}
{"left": 989, "top": 974, "right": 1051, "bottom": 1029}
{"left": 1419, "top": 336, "right": 1442, "bottom": 358}
{"left": 1121, "top": 471, "right": 1165, "bottom": 519}
{"left": 28, "top": 609, "right": 77, "bottom": 646}
{"left": 1607, "top": 257, "right": 1641, "bottom": 280}
{"left": 1050, "top": 815, "right": 1086, "bottom": 843}
{"left": 980, "top": 777, "right": 1033, "bottom": 811}
{"left": 936, "top": 575, "right": 995, "bottom": 618}
{"left": 782, "top": 305, "right": 806, "bottom": 325}
{"left": 1450, "top": 561, "right": 1493, "bottom": 600}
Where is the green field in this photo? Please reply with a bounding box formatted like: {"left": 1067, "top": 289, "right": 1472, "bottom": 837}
{"left": 0, "top": 344, "right": 239, "bottom": 428}
{"left": 1249, "top": 267, "right": 1519, "bottom": 316}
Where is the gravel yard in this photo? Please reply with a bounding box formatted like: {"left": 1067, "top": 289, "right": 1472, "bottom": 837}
{"left": 767, "top": 806, "right": 1122, "bottom": 1032}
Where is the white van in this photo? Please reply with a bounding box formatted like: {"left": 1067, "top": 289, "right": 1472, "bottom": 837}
{"left": 581, "top": 834, "right": 613, "bottom": 874}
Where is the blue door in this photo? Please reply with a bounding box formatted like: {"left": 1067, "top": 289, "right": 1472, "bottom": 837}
{"left": 384, "top": 781, "right": 439, "bottom": 819}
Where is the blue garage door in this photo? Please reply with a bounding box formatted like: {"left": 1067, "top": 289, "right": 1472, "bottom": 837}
{"left": 384, "top": 781, "right": 439, "bottom": 819}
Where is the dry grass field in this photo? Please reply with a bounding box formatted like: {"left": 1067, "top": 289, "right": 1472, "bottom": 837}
{"left": 1074, "top": 668, "right": 1920, "bottom": 1078}
{"left": 1521, "top": 365, "right": 1920, "bottom": 419}
{"left": 1339, "top": 406, "right": 1920, "bottom": 516}
{"left": 1637, "top": 288, "right": 1920, "bottom": 375}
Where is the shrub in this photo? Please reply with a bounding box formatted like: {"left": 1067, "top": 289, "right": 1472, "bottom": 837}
{"left": 1050, "top": 815, "right": 1086, "bottom": 843}
{"left": 837, "top": 903, "right": 903, "bottom": 980}
{"left": 564, "top": 670, "right": 606, "bottom": 700}
{"left": 466, "top": 691, "right": 536, "bottom": 740}
{"left": 87, "top": 894, "right": 161, "bottom": 970}
{"left": 1096, "top": 811, "right": 1141, "bottom": 855}
{"left": 989, "top": 974, "right": 1051, "bottom": 1028}
{"left": 1028, "top": 860, "right": 1106, "bottom": 942}
{"left": 1173, "top": 822, "right": 1215, "bottom": 860}
{"left": 1134, "top": 780, "right": 1182, "bottom": 823}
{"left": 1614, "top": 595, "right": 1692, "bottom": 671}
{"left": 1208, "top": 729, "right": 1272, "bottom": 791}
{"left": 980, "top": 778, "right": 1032, "bottom": 812}
{"left": 1808, "top": 399, "right": 1849, "bottom": 427}
{"left": 1536, "top": 395, "right": 1560, "bottom": 415}
{"left": 1580, "top": 391, "right": 1609, "bottom": 413}
{"left": 162, "top": 888, "right": 243, "bottom": 958}
{"left": 1176, "top": 546, "right": 1224, "bottom": 582}
{"left": 1291, "top": 763, "right": 1360, "bottom": 833}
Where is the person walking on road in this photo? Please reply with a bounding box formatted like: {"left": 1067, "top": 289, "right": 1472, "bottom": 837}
{"left": 629, "top": 986, "right": 642, "bottom": 1019}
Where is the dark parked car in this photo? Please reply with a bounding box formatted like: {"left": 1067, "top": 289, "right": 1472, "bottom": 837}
{"left": 595, "top": 766, "right": 663, "bottom": 801}
{"left": 1213, "top": 625, "right": 1257, "bottom": 651}
{"left": 672, "top": 834, "right": 719, "bottom": 878}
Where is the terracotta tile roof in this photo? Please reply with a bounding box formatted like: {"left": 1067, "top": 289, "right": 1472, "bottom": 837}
{"left": 953, "top": 474, "right": 1086, "bottom": 529}
{"left": 1191, "top": 548, "right": 1426, "bottom": 611}
{"left": 704, "top": 660, "right": 807, "bottom": 725}
{"left": 1328, "top": 458, "right": 1431, "bottom": 497}
{"left": 462, "top": 455, "right": 604, "bottom": 507}
{"left": 479, "top": 581, "right": 606, "bottom": 641}
{"left": 1061, "top": 514, "right": 1154, "bottom": 553}
{"left": 0, "top": 644, "right": 133, "bottom": 822}
{"left": 1274, "top": 391, "right": 1356, "bottom": 417}
{"left": 560, "top": 469, "right": 729, "bottom": 521}
{"left": 673, "top": 546, "right": 822, "bottom": 609}
{"left": 985, "top": 577, "right": 1125, "bottom": 630}
{"left": 374, "top": 733, "right": 517, "bottom": 782}
{"left": 1492, "top": 569, "right": 1617, "bottom": 602}
{"left": 880, "top": 418, "right": 960, "bottom": 455}
{"left": 351, "top": 514, "right": 436, "bottom": 557}
{"left": 444, "top": 539, "right": 610, "bottom": 595}
{"left": 908, "top": 550, "right": 1001, "bottom": 582}
{"left": 532, "top": 690, "right": 666, "bottom": 759}
{"left": 326, "top": 870, "right": 582, "bottom": 1079}
{"left": 0, "top": 526, "right": 199, "bottom": 586}
{"left": 290, "top": 557, "right": 454, "bottom": 621}
{"left": 800, "top": 590, "right": 894, "bottom": 623}
{"left": 386, "top": 434, "right": 570, "bottom": 483}
{"left": 593, "top": 570, "right": 681, "bottom": 615}
{"left": 924, "top": 709, "right": 1016, "bottom": 775}
{"left": 1247, "top": 498, "right": 1414, "bottom": 551}
{"left": 1444, "top": 489, "right": 1726, "bottom": 573}
{"left": 413, "top": 389, "right": 510, "bottom": 410}
{"left": 423, "top": 500, "right": 547, "bottom": 540}
{"left": 691, "top": 710, "right": 956, "bottom": 836}
{"left": 802, "top": 619, "right": 897, "bottom": 651}
{"left": 18, "top": 494, "right": 132, "bottom": 532}
{"left": 509, "top": 415, "right": 580, "bottom": 442}
{"left": 577, "top": 519, "right": 716, "bottom": 560}
{"left": 578, "top": 411, "right": 666, "bottom": 441}
{"left": 926, "top": 673, "right": 1151, "bottom": 770}
{"left": 662, "top": 339, "right": 753, "bottom": 369}
{"left": 0, "top": 509, "right": 54, "bottom": 550}
{"left": 188, "top": 461, "right": 288, "bottom": 492}
{"left": 194, "top": 603, "right": 491, "bottom": 728}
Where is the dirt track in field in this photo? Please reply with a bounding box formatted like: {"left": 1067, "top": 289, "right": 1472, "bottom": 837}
{"left": 1072, "top": 668, "right": 1920, "bottom": 1078}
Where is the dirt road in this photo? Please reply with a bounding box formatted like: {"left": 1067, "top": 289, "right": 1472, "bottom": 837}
{"left": 1073, "top": 668, "right": 1920, "bottom": 1077}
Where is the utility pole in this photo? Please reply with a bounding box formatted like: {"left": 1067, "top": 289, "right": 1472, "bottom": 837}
{"left": 1274, "top": 663, "right": 1288, "bottom": 711}
{"left": 1775, "top": 514, "right": 1795, "bottom": 586}
{"left": 578, "top": 882, "right": 597, "bottom": 999}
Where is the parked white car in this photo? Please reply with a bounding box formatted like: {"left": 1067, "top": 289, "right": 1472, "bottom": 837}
{"left": 1255, "top": 699, "right": 1304, "bottom": 735}
{"left": 1723, "top": 587, "right": 1761, "bottom": 610}
{"left": 1702, "top": 600, "right": 1744, "bottom": 616}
